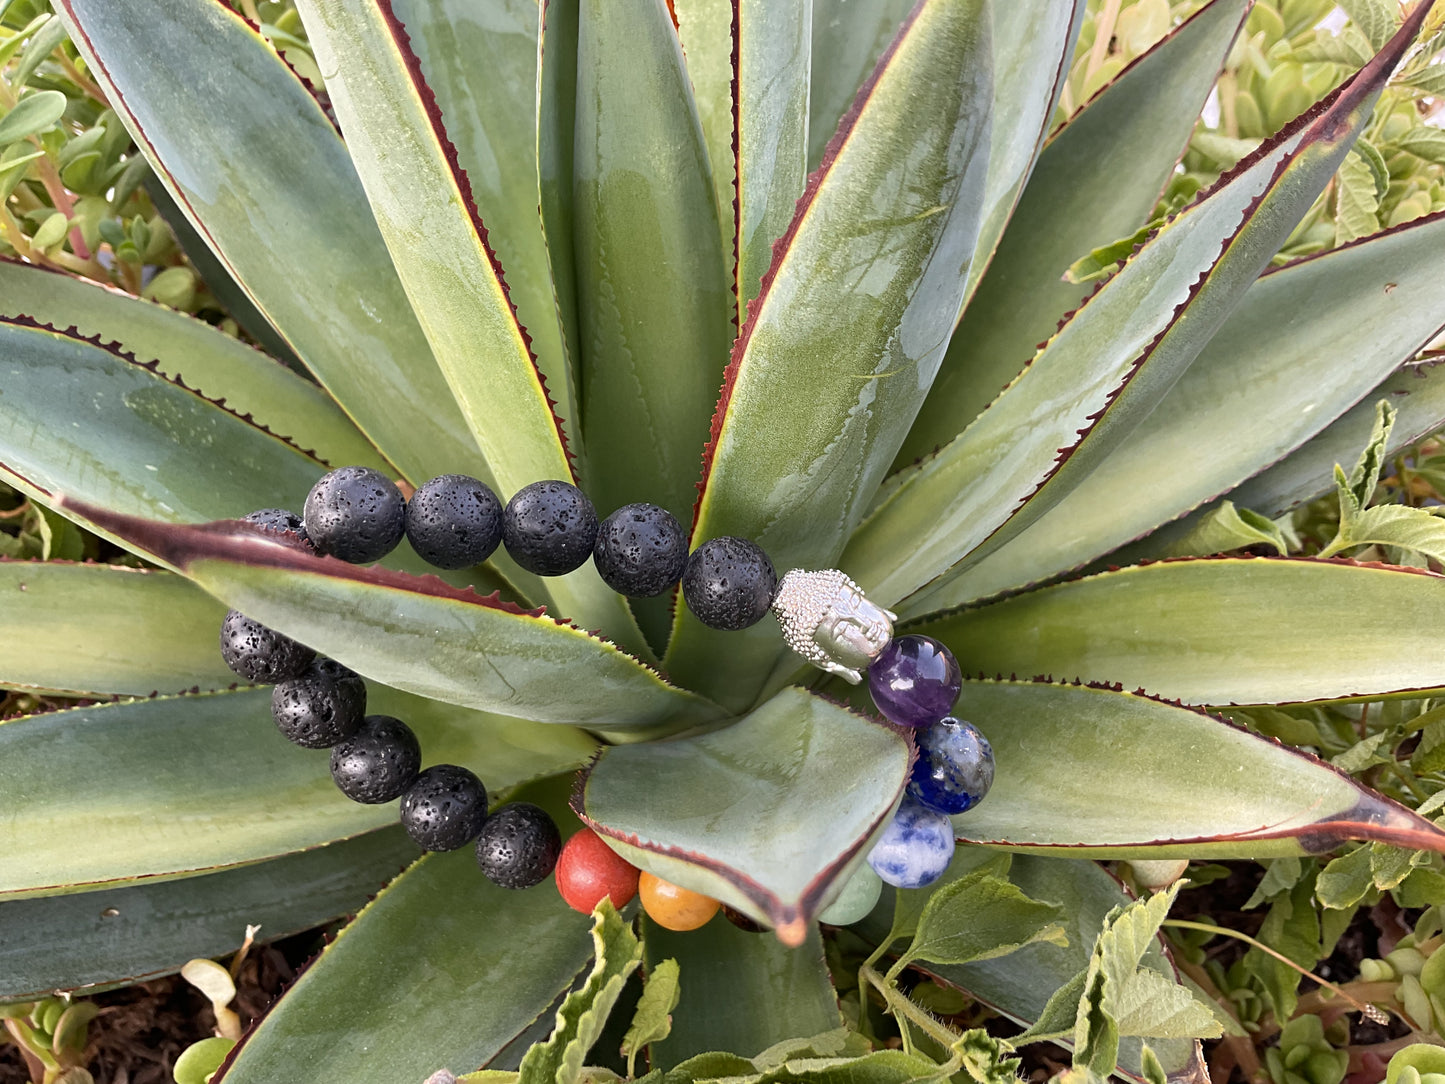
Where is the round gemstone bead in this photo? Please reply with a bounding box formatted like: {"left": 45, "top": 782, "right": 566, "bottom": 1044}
{"left": 219, "top": 610, "right": 315, "bottom": 683}
{"left": 867, "top": 634, "right": 962, "bottom": 728}
{"left": 303, "top": 466, "right": 407, "bottom": 564}
{"left": 681, "top": 537, "right": 777, "bottom": 630}
{"left": 399, "top": 764, "right": 489, "bottom": 851}
{"left": 555, "top": 828, "right": 640, "bottom": 914}
{"left": 638, "top": 870, "right": 720, "bottom": 932}
{"left": 866, "top": 794, "right": 955, "bottom": 889}
{"left": 501, "top": 480, "right": 599, "bottom": 576}
{"left": 908, "top": 716, "right": 994, "bottom": 815}
{"left": 817, "top": 863, "right": 883, "bottom": 926}
{"left": 271, "top": 658, "right": 367, "bottom": 748}
{"left": 329, "top": 714, "right": 422, "bottom": 804}
{"left": 476, "top": 803, "right": 562, "bottom": 889}
{"left": 592, "top": 502, "right": 688, "bottom": 597}
{"left": 405, "top": 474, "right": 503, "bottom": 570}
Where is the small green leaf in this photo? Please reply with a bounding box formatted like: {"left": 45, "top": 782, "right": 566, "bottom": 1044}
{"left": 519, "top": 900, "right": 644, "bottom": 1084}
{"left": 1159, "top": 501, "right": 1289, "bottom": 558}
{"left": 1335, "top": 148, "right": 1382, "bottom": 245}
{"left": 1338, "top": 0, "right": 1398, "bottom": 49}
{"left": 622, "top": 958, "right": 680, "bottom": 1077}
{"left": 1244, "top": 856, "right": 1304, "bottom": 909}
{"left": 1063, "top": 222, "right": 1159, "bottom": 286}
{"left": 0, "top": 90, "right": 67, "bottom": 145}
{"left": 174, "top": 1036, "right": 236, "bottom": 1084}
{"left": 1387, "top": 1045, "right": 1445, "bottom": 1084}
{"left": 30, "top": 210, "right": 69, "bottom": 251}
{"left": 1348, "top": 399, "right": 1396, "bottom": 508}
{"left": 1371, "top": 843, "right": 1415, "bottom": 892}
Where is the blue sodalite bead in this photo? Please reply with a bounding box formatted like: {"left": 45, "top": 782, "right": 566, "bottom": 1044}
{"left": 909, "top": 716, "right": 994, "bottom": 815}
{"left": 867, "top": 634, "right": 962, "bottom": 728}
{"left": 866, "top": 794, "right": 955, "bottom": 889}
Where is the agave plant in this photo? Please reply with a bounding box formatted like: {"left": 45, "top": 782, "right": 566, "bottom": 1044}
{"left": 7, "top": 0, "right": 1445, "bottom": 1078}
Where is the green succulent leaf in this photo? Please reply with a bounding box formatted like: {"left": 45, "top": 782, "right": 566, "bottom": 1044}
{"left": 578, "top": 686, "right": 910, "bottom": 942}
{"left": 640, "top": 917, "right": 841, "bottom": 1068}
{"left": 902, "top": 0, "right": 1251, "bottom": 462}
{"left": 806, "top": 0, "right": 912, "bottom": 169}
{"left": 919, "top": 557, "right": 1445, "bottom": 706}
{"left": 57, "top": 506, "right": 718, "bottom": 732}
{"left": 673, "top": 0, "right": 735, "bottom": 263}
{"left": 537, "top": 0, "right": 582, "bottom": 418}
{"left": 0, "top": 686, "right": 593, "bottom": 897}
{"left": 667, "top": 0, "right": 994, "bottom": 710}
{"left": 217, "top": 849, "right": 595, "bottom": 1084}
{"left": 53, "top": 0, "right": 489, "bottom": 490}
{"left": 621, "top": 957, "right": 680, "bottom": 1076}
{"left": 846, "top": 4, "right": 1431, "bottom": 608}
{"left": 0, "top": 561, "right": 236, "bottom": 697}
{"left": 0, "top": 257, "right": 387, "bottom": 473}
{"left": 0, "top": 88, "right": 65, "bottom": 144}
{"left": 907, "top": 210, "right": 1445, "bottom": 612}
{"left": 0, "top": 827, "right": 416, "bottom": 1001}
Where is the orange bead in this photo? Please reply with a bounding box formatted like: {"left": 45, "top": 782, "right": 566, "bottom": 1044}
{"left": 638, "top": 870, "right": 720, "bottom": 931}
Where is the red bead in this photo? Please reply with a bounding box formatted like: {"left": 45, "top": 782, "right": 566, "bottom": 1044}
{"left": 555, "top": 827, "right": 640, "bottom": 914}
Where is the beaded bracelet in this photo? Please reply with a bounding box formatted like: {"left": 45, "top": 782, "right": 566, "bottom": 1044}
{"left": 218, "top": 467, "right": 995, "bottom": 932}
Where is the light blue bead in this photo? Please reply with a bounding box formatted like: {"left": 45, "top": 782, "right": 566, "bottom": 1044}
{"left": 818, "top": 863, "right": 884, "bottom": 926}
{"left": 866, "top": 795, "right": 955, "bottom": 889}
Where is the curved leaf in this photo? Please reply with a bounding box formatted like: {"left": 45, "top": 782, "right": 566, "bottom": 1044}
{"left": 54, "top": 0, "right": 487, "bottom": 490}
{"left": 0, "top": 561, "right": 235, "bottom": 697}
{"left": 673, "top": 0, "right": 735, "bottom": 262}
{"left": 0, "top": 827, "right": 416, "bottom": 1002}
{"left": 941, "top": 678, "right": 1445, "bottom": 858}
{"left": 0, "top": 257, "right": 386, "bottom": 473}
{"left": 917, "top": 557, "right": 1445, "bottom": 707}
{"left": 666, "top": 0, "right": 994, "bottom": 710}
{"left": 902, "top": 0, "right": 1249, "bottom": 462}
{"left": 0, "top": 687, "right": 595, "bottom": 897}
{"left": 538, "top": 0, "right": 582, "bottom": 424}
{"left": 577, "top": 687, "right": 910, "bottom": 944}
{"left": 844, "top": 6, "right": 1430, "bottom": 608}
{"left": 806, "top": 0, "right": 912, "bottom": 169}
{"left": 216, "top": 849, "right": 593, "bottom": 1084}
{"left": 60, "top": 504, "right": 721, "bottom": 733}
{"left": 908, "top": 210, "right": 1445, "bottom": 614}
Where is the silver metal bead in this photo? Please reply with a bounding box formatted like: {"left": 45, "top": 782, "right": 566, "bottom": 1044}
{"left": 770, "top": 569, "right": 897, "bottom": 684}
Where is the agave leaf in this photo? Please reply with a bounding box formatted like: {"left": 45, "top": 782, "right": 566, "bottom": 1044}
{"left": 0, "top": 562, "right": 236, "bottom": 697}
{"left": 936, "top": 678, "right": 1445, "bottom": 859}
{"left": 844, "top": 5, "right": 1431, "bottom": 608}
{"left": 673, "top": 0, "right": 735, "bottom": 260}
{"left": 0, "top": 827, "right": 416, "bottom": 1002}
{"left": 538, "top": 0, "right": 582, "bottom": 419}
{"left": 0, "top": 687, "right": 594, "bottom": 898}
{"left": 0, "top": 258, "right": 387, "bottom": 473}
{"left": 57, "top": 505, "right": 720, "bottom": 732}
{"left": 907, "top": 211, "right": 1445, "bottom": 614}
{"left": 806, "top": 0, "right": 912, "bottom": 169}
{"left": 641, "top": 916, "right": 841, "bottom": 1068}
{"left": 852, "top": 853, "right": 1207, "bottom": 1084}
{"left": 918, "top": 557, "right": 1445, "bottom": 706}
{"left": 571, "top": 0, "right": 732, "bottom": 527}
{"left": 577, "top": 687, "right": 910, "bottom": 945}
{"left": 666, "top": 0, "right": 994, "bottom": 710}
{"left": 388, "top": 0, "right": 578, "bottom": 432}
{"left": 291, "top": 0, "right": 648, "bottom": 655}
{"left": 902, "top": 0, "right": 1250, "bottom": 463}
{"left": 215, "top": 849, "right": 593, "bottom": 1084}
{"left": 53, "top": 0, "right": 487, "bottom": 490}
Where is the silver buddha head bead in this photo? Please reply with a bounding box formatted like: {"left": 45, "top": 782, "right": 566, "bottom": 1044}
{"left": 770, "top": 568, "right": 897, "bottom": 684}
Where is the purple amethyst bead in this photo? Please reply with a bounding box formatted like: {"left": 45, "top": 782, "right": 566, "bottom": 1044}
{"left": 867, "top": 634, "right": 962, "bottom": 728}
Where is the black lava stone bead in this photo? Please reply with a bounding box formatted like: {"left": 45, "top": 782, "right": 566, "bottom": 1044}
{"left": 399, "top": 764, "right": 489, "bottom": 851}
{"left": 501, "top": 480, "right": 599, "bottom": 576}
{"left": 404, "top": 474, "right": 503, "bottom": 570}
{"left": 329, "top": 715, "right": 422, "bottom": 804}
{"left": 271, "top": 658, "right": 367, "bottom": 749}
{"left": 475, "top": 802, "right": 562, "bottom": 888}
{"left": 592, "top": 502, "right": 688, "bottom": 597}
{"left": 680, "top": 537, "right": 777, "bottom": 630}
{"left": 242, "top": 507, "right": 308, "bottom": 545}
{"left": 219, "top": 610, "right": 315, "bottom": 683}
{"left": 303, "top": 466, "right": 406, "bottom": 564}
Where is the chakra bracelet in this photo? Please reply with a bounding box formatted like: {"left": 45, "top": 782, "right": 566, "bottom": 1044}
{"left": 218, "top": 467, "right": 994, "bottom": 932}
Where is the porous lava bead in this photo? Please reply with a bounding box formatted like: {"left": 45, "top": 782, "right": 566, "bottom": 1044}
{"left": 638, "top": 870, "right": 720, "bottom": 932}
{"left": 867, "top": 634, "right": 962, "bottom": 729}
{"left": 680, "top": 537, "right": 777, "bottom": 630}
{"left": 219, "top": 610, "right": 315, "bottom": 683}
{"left": 866, "top": 794, "right": 955, "bottom": 890}
{"left": 303, "top": 466, "right": 407, "bottom": 564}
{"left": 271, "top": 658, "right": 366, "bottom": 749}
{"left": 242, "top": 507, "right": 308, "bottom": 545}
{"left": 399, "top": 764, "right": 489, "bottom": 851}
{"left": 405, "top": 474, "right": 503, "bottom": 570}
{"left": 909, "top": 716, "right": 994, "bottom": 815}
{"left": 502, "top": 480, "right": 599, "bottom": 576}
{"left": 592, "top": 503, "right": 688, "bottom": 597}
{"left": 329, "top": 714, "right": 422, "bottom": 804}
{"left": 555, "top": 827, "right": 640, "bottom": 914}
{"left": 476, "top": 802, "right": 562, "bottom": 888}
